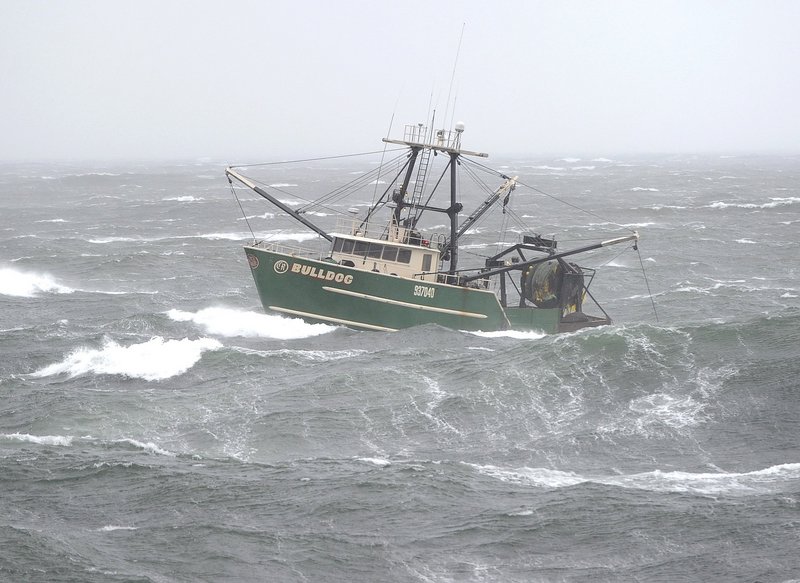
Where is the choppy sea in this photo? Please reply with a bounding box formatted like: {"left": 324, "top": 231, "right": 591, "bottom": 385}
{"left": 1, "top": 154, "right": 799, "bottom": 582}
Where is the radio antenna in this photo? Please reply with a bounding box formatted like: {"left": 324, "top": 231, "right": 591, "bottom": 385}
{"left": 443, "top": 22, "right": 465, "bottom": 132}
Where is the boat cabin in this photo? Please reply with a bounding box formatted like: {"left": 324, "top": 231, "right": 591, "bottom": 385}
{"left": 329, "top": 234, "right": 440, "bottom": 282}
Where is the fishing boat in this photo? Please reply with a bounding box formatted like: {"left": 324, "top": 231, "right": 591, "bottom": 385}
{"left": 225, "top": 121, "right": 639, "bottom": 333}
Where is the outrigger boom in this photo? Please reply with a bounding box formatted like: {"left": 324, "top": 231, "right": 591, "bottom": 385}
{"left": 226, "top": 167, "right": 332, "bottom": 242}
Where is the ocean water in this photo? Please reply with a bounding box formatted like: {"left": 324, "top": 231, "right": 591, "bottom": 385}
{"left": 1, "top": 154, "right": 798, "bottom": 582}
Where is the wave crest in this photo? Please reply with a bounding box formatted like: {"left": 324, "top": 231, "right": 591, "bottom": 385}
{"left": 1, "top": 432, "right": 74, "bottom": 446}
{"left": 31, "top": 336, "right": 222, "bottom": 381}
{"left": 168, "top": 307, "right": 335, "bottom": 339}
{"left": 469, "top": 462, "right": 800, "bottom": 495}
{"left": 0, "top": 267, "right": 74, "bottom": 297}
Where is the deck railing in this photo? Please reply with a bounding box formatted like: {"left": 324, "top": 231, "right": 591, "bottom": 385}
{"left": 249, "top": 239, "right": 325, "bottom": 259}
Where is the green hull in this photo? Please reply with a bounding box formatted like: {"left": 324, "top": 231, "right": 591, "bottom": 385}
{"left": 245, "top": 246, "right": 578, "bottom": 333}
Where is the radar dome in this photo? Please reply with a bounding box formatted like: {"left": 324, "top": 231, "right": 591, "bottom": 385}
{"left": 454, "top": 121, "right": 465, "bottom": 132}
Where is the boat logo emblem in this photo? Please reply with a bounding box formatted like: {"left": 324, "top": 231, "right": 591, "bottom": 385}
{"left": 273, "top": 259, "right": 289, "bottom": 274}
{"left": 247, "top": 254, "right": 259, "bottom": 269}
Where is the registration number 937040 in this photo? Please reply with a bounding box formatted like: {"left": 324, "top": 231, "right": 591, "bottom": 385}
{"left": 413, "top": 285, "right": 436, "bottom": 299}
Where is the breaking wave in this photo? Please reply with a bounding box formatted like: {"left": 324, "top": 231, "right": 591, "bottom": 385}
{"left": 0, "top": 267, "right": 74, "bottom": 297}
{"left": 114, "top": 438, "right": 176, "bottom": 456}
{"left": 1, "top": 433, "right": 74, "bottom": 446}
{"left": 30, "top": 337, "right": 222, "bottom": 381}
{"left": 1, "top": 433, "right": 177, "bottom": 457}
{"left": 468, "top": 329, "right": 546, "bottom": 340}
{"left": 468, "top": 462, "right": 800, "bottom": 496}
{"left": 163, "top": 196, "right": 203, "bottom": 202}
{"left": 167, "top": 307, "right": 336, "bottom": 339}
{"left": 707, "top": 197, "right": 800, "bottom": 210}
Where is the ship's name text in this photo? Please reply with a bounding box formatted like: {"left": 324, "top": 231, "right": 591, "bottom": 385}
{"left": 291, "top": 262, "right": 354, "bottom": 284}
{"left": 413, "top": 285, "right": 436, "bottom": 299}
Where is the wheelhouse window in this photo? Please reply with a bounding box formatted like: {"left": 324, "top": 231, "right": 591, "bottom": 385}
{"left": 421, "top": 253, "right": 432, "bottom": 272}
{"left": 381, "top": 246, "right": 399, "bottom": 262}
{"left": 353, "top": 240, "right": 369, "bottom": 255}
{"left": 335, "top": 238, "right": 420, "bottom": 266}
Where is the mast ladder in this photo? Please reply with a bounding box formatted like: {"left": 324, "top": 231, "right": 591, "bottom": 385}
{"left": 410, "top": 145, "right": 432, "bottom": 208}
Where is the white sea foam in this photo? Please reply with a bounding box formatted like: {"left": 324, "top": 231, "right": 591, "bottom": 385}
{"left": 603, "top": 260, "right": 630, "bottom": 268}
{"left": 468, "top": 464, "right": 585, "bottom": 488}
{"left": 31, "top": 336, "right": 222, "bottom": 381}
{"left": 527, "top": 165, "right": 565, "bottom": 171}
{"left": 1, "top": 433, "right": 74, "bottom": 446}
{"left": 263, "top": 232, "right": 320, "bottom": 243}
{"left": 232, "top": 347, "right": 365, "bottom": 361}
{"left": 707, "top": 197, "right": 800, "bottom": 210}
{"left": 195, "top": 232, "right": 251, "bottom": 241}
{"left": 116, "top": 438, "right": 176, "bottom": 456}
{"left": 735, "top": 238, "right": 758, "bottom": 244}
{"left": 357, "top": 457, "right": 391, "bottom": 467}
{"left": 627, "top": 393, "right": 708, "bottom": 430}
{"left": 614, "top": 464, "right": 800, "bottom": 495}
{"left": 630, "top": 187, "right": 660, "bottom": 192}
{"left": 468, "top": 330, "right": 546, "bottom": 340}
{"left": 0, "top": 267, "right": 74, "bottom": 297}
{"left": 647, "top": 204, "right": 688, "bottom": 210}
{"left": 468, "top": 462, "right": 800, "bottom": 495}
{"left": 163, "top": 195, "right": 203, "bottom": 202}
{"left": 239, "top": 212, "right": 275, "bottom": 220}
{"left": 35, "top": 218, "right": 67, "bottom": 223}
{"left": 98, "top": 525, "right": 138, "bottom": 532}
{"left": 88, "top": 236, "right": 139, "bottom": 244}
{"left": 168, "top": 307, "right": 336, "bottom": 339}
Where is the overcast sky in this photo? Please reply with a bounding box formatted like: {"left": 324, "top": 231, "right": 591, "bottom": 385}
{"left": 2, "top": 1, "right": 799, "bottom": 160}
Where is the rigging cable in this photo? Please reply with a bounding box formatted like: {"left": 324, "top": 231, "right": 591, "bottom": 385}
{"left": 234, "top": 151, "right": 408, "bottom": 218}
{"left": 370, "top": 110, "right": 397, "bottom": 209}
{"left": 443, "top": 23, "right": 466, "bottom": 133}
{"left": 228, "top": 177, "right": 256, "bottom": 243}
{"left": 460, "top": 156, "right": 659, "bottom": 320}
{"left": 636, "top": 245, "right": 660, "bottom": 323}
{"left": 462, "top": 157, "right": 636, "bottom": 234}
{"left": 229, "top": 148, "right": 405, "bottom": 169}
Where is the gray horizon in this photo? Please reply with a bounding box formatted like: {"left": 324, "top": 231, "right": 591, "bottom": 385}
{"left": 2, "top": 0, "right": 799, "bottom": 161}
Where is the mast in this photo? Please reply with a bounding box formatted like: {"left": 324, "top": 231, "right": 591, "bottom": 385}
{"left": 444, "top": 175, "right": 518, "bottom": 270}
{"left": 392, "top": 147, "right": 421, "bottom": 228}
{"left": 448, "top": 152, "right": 460, "bottom": 274}
{"left": 383, "top": 122, "right": 487, "bottom": 272}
